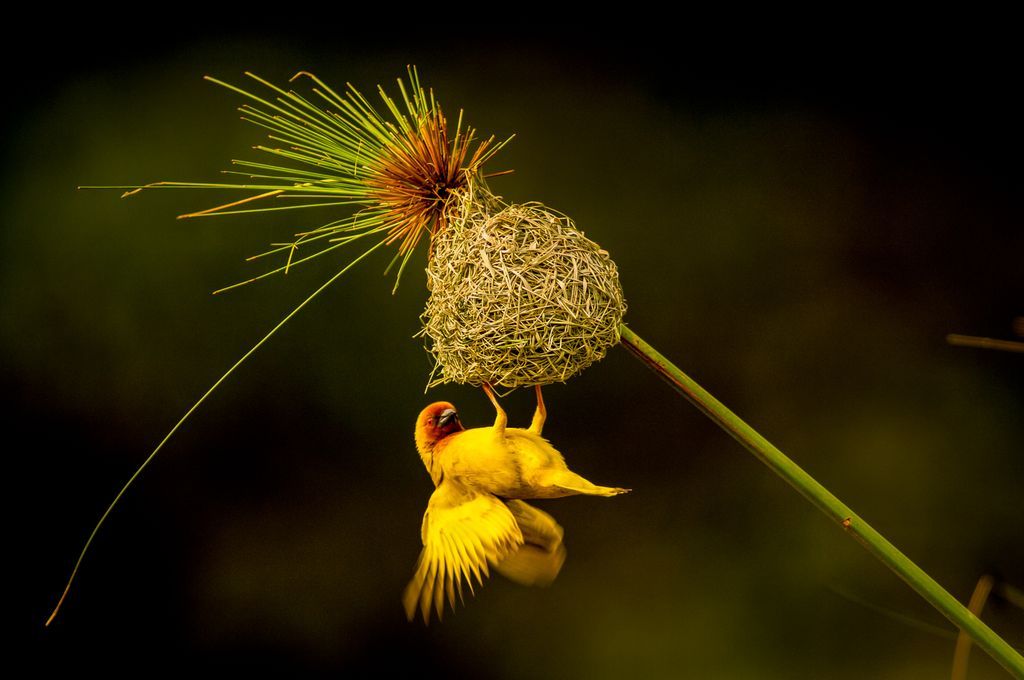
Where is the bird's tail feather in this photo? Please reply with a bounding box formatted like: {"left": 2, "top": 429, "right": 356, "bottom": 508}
{"left": 545, "top": 471, "right": 630, "bottom": 497}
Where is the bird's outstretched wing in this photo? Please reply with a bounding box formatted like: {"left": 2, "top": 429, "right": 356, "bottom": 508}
{"left": 404, "top": 478, "right": 523, "bottom": 623}
{"left": 495, "top": 500, "right": 566, "bottom": 587}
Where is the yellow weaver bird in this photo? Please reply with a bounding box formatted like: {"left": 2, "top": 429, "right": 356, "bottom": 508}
{"left": 404, "top": 385, "right": 629, "bottom": 622}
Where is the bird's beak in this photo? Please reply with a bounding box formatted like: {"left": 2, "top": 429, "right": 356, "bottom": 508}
{"left": 437, "top": 408, "right": 458, "bottom": 428}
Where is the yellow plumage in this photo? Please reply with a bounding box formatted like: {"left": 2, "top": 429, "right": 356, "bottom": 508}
{"left": 404, "top": 386, "right": 627, "bottom": 622}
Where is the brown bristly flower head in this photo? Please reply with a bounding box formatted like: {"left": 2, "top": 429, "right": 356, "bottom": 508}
{"left": 365, "top": 97, "right": 504, "bottom": 258}
{"left": 107, "top": 66, "right": 511, "bottom": 293}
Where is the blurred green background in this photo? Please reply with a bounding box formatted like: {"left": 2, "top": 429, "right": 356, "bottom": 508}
{"left": 9, "top": 20, "right": 1022, "bottom": 677}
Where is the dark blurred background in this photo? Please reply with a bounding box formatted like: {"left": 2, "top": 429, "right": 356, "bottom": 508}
{"left": 8, "top": 16, "right": 1022, "bottom": 678}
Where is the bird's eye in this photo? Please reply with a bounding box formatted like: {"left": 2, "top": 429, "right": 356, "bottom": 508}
{"left": 430, "top": 416, "right": 437, "bottom": 425}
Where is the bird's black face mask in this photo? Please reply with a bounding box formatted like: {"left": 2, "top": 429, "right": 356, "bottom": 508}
{"left": 437, "top": 408, "right": 459, "bottom": 429}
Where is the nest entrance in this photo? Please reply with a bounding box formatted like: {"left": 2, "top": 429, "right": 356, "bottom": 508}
{"left": 421, "top": 187, "right": 626, "bottom": 389}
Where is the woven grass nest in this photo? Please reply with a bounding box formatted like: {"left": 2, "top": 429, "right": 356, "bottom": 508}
{"left": 421, "top": 187, "right": 626, "bottom": 389}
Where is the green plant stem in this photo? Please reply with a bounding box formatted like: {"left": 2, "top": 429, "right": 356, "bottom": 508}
{"left": 619, "top": 325, "right": 1024, "bottom": 678}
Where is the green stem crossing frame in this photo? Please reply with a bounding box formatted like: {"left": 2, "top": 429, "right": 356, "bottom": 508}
{"left": 619, "top": 325, "right": 1024, "bottom": 678}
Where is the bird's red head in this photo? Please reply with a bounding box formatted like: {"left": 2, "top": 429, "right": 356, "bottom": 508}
{"left": 415, "top": 401, "right": 465, "bottom": 451}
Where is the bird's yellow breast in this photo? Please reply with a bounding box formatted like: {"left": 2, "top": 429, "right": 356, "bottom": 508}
{"left": 437, "top": 426, "right": 567, "bottom": 498}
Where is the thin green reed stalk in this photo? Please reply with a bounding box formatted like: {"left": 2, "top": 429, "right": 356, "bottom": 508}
{"left": 45, "top": 239, "right": 388, "bottom": 626}
{"left": 618, "top": 325, "right": 1024, "bottom": 678}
